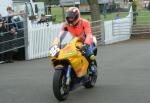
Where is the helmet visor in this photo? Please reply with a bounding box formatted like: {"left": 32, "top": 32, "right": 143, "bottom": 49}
{"left": 66, "top": 11, "right": 76, "bottom": 22}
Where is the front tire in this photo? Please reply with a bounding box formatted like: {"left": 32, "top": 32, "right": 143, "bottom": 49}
{"left": 53, "top": 68, "right": 69, "bottom": 101}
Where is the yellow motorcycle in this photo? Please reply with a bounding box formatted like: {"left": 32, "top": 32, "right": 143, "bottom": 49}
{"left": 50, "top": 34, "right": 98, "bottom": 101}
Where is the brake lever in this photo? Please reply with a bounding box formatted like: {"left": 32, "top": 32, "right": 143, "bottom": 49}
{"left": 76, "top": 46, "right": 81, "bottom": 50}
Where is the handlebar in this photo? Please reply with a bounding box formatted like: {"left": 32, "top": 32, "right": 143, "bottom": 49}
{"left": 76, "top": 46, "right": 86, "bottom": 54}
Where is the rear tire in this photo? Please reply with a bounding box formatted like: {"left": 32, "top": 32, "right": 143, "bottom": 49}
{"left": 53, "top": 68, "right": 69, "bottom": 101}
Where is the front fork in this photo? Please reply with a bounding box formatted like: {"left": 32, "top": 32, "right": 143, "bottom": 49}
{"left": 89, "top": 61, "right": 97, "bottom": 76}
{"left": 66, "top": 65, "right": 71, "bottom": 85}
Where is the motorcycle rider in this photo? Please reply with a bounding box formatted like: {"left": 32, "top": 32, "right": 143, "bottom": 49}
{"left": 54, "top": 7, "right": 95, "bottom": 61}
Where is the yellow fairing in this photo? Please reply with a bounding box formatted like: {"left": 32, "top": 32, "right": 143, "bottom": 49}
{"left": 69, "top": 55, "right": 89, "bottom": 77}
{"left": 57, "top": 38, "right": 89, "bottom": 77}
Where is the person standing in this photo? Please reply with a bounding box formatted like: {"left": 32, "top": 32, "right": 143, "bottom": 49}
{"left": 4, "top": 6, "right": 18, "bottom": 63}
{"left": 115, "top": 13, "right": 121, "bottom": 20}
{"left": 37, "top": 14, "right": 47, "bottom": 24}
{"left": 0, "top": 18, "right": 7, "bottom": 63}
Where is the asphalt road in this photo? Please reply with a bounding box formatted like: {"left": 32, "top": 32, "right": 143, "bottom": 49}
{"left": 0, "top": 39, "right": 150, "bottom": 103}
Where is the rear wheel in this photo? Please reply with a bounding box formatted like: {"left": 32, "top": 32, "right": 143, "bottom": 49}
{"left": 84, "top": 60, "right": 97, "bottom": 88}
{"left": 53, "top": 68, "right": 69, "bottom": 101}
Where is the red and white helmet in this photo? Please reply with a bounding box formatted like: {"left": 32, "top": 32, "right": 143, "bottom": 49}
{"left": 65, "top": 7, "right": 80, "bottom": 26}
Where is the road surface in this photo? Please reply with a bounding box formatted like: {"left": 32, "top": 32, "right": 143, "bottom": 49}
{"left": 0, "top": 39, "right": 150, "bottom": 103}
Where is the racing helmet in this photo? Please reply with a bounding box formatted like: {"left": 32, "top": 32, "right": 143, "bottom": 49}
{"left": 65, "top": 7, "right": 80, "bottom": 26}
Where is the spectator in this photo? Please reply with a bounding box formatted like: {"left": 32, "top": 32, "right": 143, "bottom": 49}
{"left": 6, "top": 7, "right": 15, "bottom": 29}
{"left": 29, "top": 15, "right": 37, "bottom": 24}
{"left": 5, "top": 26, "right": 18, "bottom": 63}
{"left": 128, "top": 0, "right": 133, "bottom": 11}
{"left": 5, "top": 7, "right": 19, "bottom": 63}
{"left": 7, "top": 6, "right": 14, "bottom": 16}
{"left": 115, "top": 13, "right": 121, "bottom": 20}
{"left": 0, "top": 13, "right": 3, "bottom": 20}
{"left": 6, "top": 6, "right": 23, "bottom": 30}
{"left": 102, "top": 4, "right": 107, "bottom": 18}
{"left": 37, "top": 14, "right": 47, "bottom": 24}
{"left": 18, "top": 10, "right": 25, "bottom": 21}
{"left": 0, "top": 18, "right": 7, "bottom": 63}
{"left": 0, "top": 19, "right": 6, "bottom": 33}
{"left": 16, "top": 10, "right": 25, "bottom": 29}
{"left": 0, "top": 13, "right": 6, "bottom": 23}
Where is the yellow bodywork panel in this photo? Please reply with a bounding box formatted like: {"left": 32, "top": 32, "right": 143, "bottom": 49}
{"left": 50, "top": 38, "right": 89, "bottom": 77}
{"left": 69, "top": 55, "right": 89, "bottom": 77}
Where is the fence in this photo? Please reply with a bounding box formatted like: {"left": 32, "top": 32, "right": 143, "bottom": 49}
{"left": 0, "top": 15, "right": 26, "bottom": 62}
{"left": 26, "top": 20, "right": 103, "bottom": 60}
{"left": 103, "top": 6, "right": 133, "bottom": 44}
{"left": 131, "top": 11, "right": 150, "bottom": 35}
{"left": 90, "top": 20, "right": 103, "bottom": 45}
{"left": 26, "top": 21, "right": 63, "bottom": 60}
{"left": 26, "top": 7, "right": 133, "bottom": 60}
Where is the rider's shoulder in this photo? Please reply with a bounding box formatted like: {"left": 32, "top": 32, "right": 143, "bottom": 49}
{"left": 80, "top": 18, "right": 90, "bottom": 23}
{"left": 80, "top": 18, "right": 90, "bottom": 26}
{"left": 80, "top": 18, "right": 90, "bottom": 24}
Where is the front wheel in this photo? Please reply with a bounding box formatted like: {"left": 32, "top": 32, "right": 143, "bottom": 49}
{"left": 84, "top": 60, "right": 98, "bottom": 88}
{"left": 53, "top": 68, "right": 69, "bottom": 101}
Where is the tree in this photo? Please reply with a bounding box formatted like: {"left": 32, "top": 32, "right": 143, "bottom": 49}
{"left": 132, "top": 0, "right": 137, "bottom": 25}
{"left": 87, "top": 0, "right": 101, "bottom": 44}
{"left": 148, "top": 2, "right": 150, "bottom": 10}
{"left": 87, "top": 0, "right": 100, "bottom": 22}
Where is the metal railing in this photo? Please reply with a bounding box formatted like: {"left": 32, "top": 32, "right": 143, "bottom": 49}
{"left": 90, "top": 20, "right": 104, "bottom": 46}
{"left": 0, "top": 15, "right": 26, "bottom": 54}
{"left": 131, "top": 11, "right": 150, "bottom": 35}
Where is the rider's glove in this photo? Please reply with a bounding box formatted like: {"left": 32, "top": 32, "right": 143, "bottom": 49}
{"left": 81, "top": 43, "right": 88, "bottom": 52}
{"left": 82, "top": 43, "right": 95, "bottom": 60}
